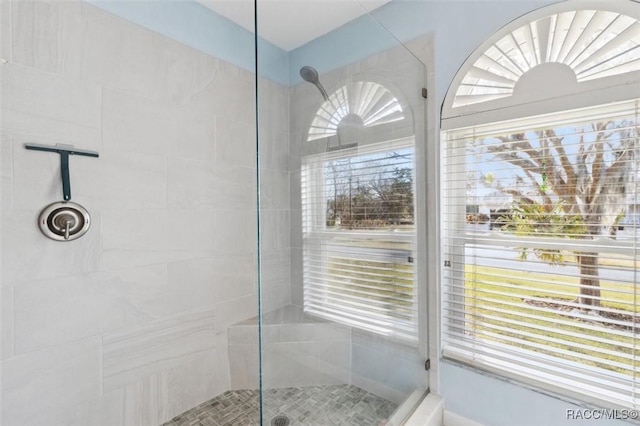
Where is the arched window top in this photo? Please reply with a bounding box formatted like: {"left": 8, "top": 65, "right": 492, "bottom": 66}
{"left": 443, "top": 1, "right": 640, "bottom": 126}
{"left": 440, "top": 1, "right": 640, "bottom": 408}
{"left": 307, "top": 81, "right": 404, "bottom": 142}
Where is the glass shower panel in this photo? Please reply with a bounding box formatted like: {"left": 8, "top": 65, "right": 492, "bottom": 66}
{"left": 256, "top": 2, "right": 428, "bottom": 424}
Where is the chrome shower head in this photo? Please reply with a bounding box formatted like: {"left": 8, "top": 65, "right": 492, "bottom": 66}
{"left": 300, "top": 66, "right": 329, "bottom": 101}
{"left": 299, "top": 66, "right": 320, "bottom": 84}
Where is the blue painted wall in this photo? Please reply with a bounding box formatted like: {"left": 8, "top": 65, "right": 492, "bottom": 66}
{"left": 84, "top": 0, "right": 550, "bottom": 95}
{"left": 441, "top": 362, "right": 629, "bottom": 426}
{"left": 290, "top": 0, "right": 555, "bottom": 94}
{"left": 86, "top": 0, "right": 290, "bottom": 85}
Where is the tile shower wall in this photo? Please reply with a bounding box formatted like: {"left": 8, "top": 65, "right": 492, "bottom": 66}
{"left": 0, "top": 2, "right": 289, "bottom": 425}
{"left": 258, "top": 78, "right": 293, "bottom": 313}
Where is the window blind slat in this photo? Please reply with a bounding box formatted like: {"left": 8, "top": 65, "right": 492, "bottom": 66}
{"left": 442, "top": 99, "right": 640, "bottom": 408}
{"left": 302, "top": 140, "right": 418, "bottom": 343}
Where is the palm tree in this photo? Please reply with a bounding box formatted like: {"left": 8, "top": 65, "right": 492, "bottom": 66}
{"left": 486, "top": 120, "right": 636, "bottom": 308}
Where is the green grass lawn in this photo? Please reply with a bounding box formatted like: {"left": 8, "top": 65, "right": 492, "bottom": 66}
{"left": 463, "top": 265, "right": 637, "bottom": 375}
{"left": 326, "top": 257, "right": 414, "bottom": 319}
{"left": 320, "top": 251, "right": 637, "bottom": 377}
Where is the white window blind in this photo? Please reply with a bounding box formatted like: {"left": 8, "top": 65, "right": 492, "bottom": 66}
{"left": 302, "top": 139, "right": 418, "bottom": 343}
{"left": 442, "top": 100, "right": 640, "bottom": 408}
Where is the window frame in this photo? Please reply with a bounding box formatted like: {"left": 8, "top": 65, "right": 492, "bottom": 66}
{"left": 441, "top": 100, "right": 640, "bottom": 409}
{"left": 439, "top": 0, "right": 640, "bottom": 410}
{"left": 301, "top": 137, "right": 420, "bottom": 343}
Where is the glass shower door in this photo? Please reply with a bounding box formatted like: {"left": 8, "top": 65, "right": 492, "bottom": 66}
{"left": 256, "top": 1, "right": 428, "bottom": 424}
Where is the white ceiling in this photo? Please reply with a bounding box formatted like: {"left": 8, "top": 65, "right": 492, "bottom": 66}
{"left": 198, "top": 0, "right": 392, "bottom": 52}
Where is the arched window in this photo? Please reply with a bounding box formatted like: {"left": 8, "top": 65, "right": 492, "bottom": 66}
{"left": 301, "top": 80, "right": 419, "bottom": 342}
{"left": 441, "top": 1, "right": 639, "bottom": 409}
{"left": 306, "top": 81, "right": 405, "bottom": 141}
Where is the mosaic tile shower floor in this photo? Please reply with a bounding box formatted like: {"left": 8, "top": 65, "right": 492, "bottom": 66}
{"left": 162, "top": 384, "right": 398, "bottom": 426}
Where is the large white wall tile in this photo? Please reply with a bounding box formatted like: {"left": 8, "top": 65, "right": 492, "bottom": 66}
{"left": 12, "top": 264, "right": 172, "bottom": 354}
{"left": 290, "top": 247, "right": 304, "bottom": 306}
{"left": 54, "top": 2, "right": 169, "bottom": 100}
{"left": 66, "top": 3, "right": 171, "bottom": 101}
{"left": 229, "top": 319, "right": 352, "bottom": 390}
{"left": 260, "top": 248, "right": 290, "bottom": 290}
{"left": 103, "top": 90, "right": 216, "bottom": 161}
{"left": 1, "top": 337, "right": 102, "bottom": 426}
{"left": 168, "top": 256, "right": 255, "bottom": 305}
{"left": 258, "top": 79, "right": 289, "bottom": 172}
{"left": 288, "top": 131, "right": 304, "bottom": 172}
{"left": 189, "top": 61, "right": 255, "bottom": 125}
{"left": 98, "top": 264, "right": 207, "bottom": 327}
{"left": 167, "top": 104, "right": 217, "bottom": 162}
{"left": 261, "top": 283, "right": 291, "bottom": 314}
{"left": 261, "top": 322, "right": 351, "bottom": 344}
{"left": 258, "top": 79, "right": 289, "bottom": 126}
{"left": 1, "top": 132, "right": 13, "bottom": 211}
{"left": 168, "top": 157, "right": 254, "bottom": 211}
{"left": 262, "top": 340, "right": 350, "bottom": 388}
{"left": 123, "top": 370, "right": 170, "bottom": 426}
{"left": 9, "top": 0, "right": 222, "bottom": 147}
{"left": 103, "top": 88, "right": 214, "bottom": 159}
{"left": 214, "top": 208, "right": 257, "bottom": 255}
{"left": 162, "top": 39, "right": 220, "bottom": 107}
{"left": 158, "top": 210, "right": 217, "bottom": 253}
{"left": 38, "top": 388, "right": 126, "bottom": 426}
{"left": 260, "top": 248, "right": 291, "bottom": 312}
{"left": 260, "top": 169, "right": 290, "bottom": 210}
{"left": 98, "top": 28, "right": 169, "bottom": 101}
{"left": 2, "top": 284, "right": 14, "bottom": 359}
{"left": 2, "top": 209, "right": 102, "bottom": 283}
{"left": 122, "top": 349, "right": 219, "bottom": 425}
{"left": 212, "top": 331, "right": 232, "bottom": 391}
{"left": 101, "top": 87, "right": 168, "bottom": 155}
{"left": 258, "top": 127, "right": 290, "bottom": 172}
{"left": 103, "top": 308, "right": 216, "bottom": 392}
{"left": 10, "top": 0, "right": 84, "bottom": 75}
{"left": 228, "top": 324, "right": 259, "bottom": 346}
{"left": 351, "top": 331, "right": 425, "bottom": 403}
{"left": 1, "top": 63, "right": 101, "bottom": 148}
{"left": 289, "top": 83, "right": 322, "bottom": 138}
{"left": 77, "top": 3, "right": 237, "bottom": 107}
{"left": 0, "top": 0, "right": 10, "bottom": 61}
{"left": 289, "top": 207, "right": 303, "bottom": 248}
{"left": 289, "top": 170, "right": 302, "bottom": 212}
{"left": 66, "top": 389, "right": 126, "bottom": 426}
{"left": 89, "top": 150, "right": 167, "bottom": 210}
{"left": 260, "top": 209, "right": 290, "bottom": 250}
{"left": 215, "top": 294, "right": 258, "bottom": 335}
{"left": 228, "top": 342, "right": 259, "bottom": 389}
{"left": 215, "top": 117, "right": 256, "bottom": 168}
{"left": 13, "top": 273, "right": 104, "bottom": 354}
{"left": 102, "top": 209, "right": 216, "bottom": 269}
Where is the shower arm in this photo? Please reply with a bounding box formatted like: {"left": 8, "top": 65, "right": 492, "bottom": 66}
{"left": 25, "top": 143, "right": 99, "bottom": 201}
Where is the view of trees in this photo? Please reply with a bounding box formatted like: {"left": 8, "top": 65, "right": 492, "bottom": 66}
{"left": 481, "top": 118, "right": 638, "bottom": 308}
{"left": 325, "top": 150, "right": 414, "bottom": 229}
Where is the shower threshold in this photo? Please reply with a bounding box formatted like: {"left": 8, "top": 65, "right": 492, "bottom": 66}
{"left": 161, "top": 384, "right": 398, "bottom": 426}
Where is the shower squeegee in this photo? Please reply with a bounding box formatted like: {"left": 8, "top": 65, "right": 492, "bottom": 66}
{"left": 24, "top": 143, "right": 99, "bottom": 201}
